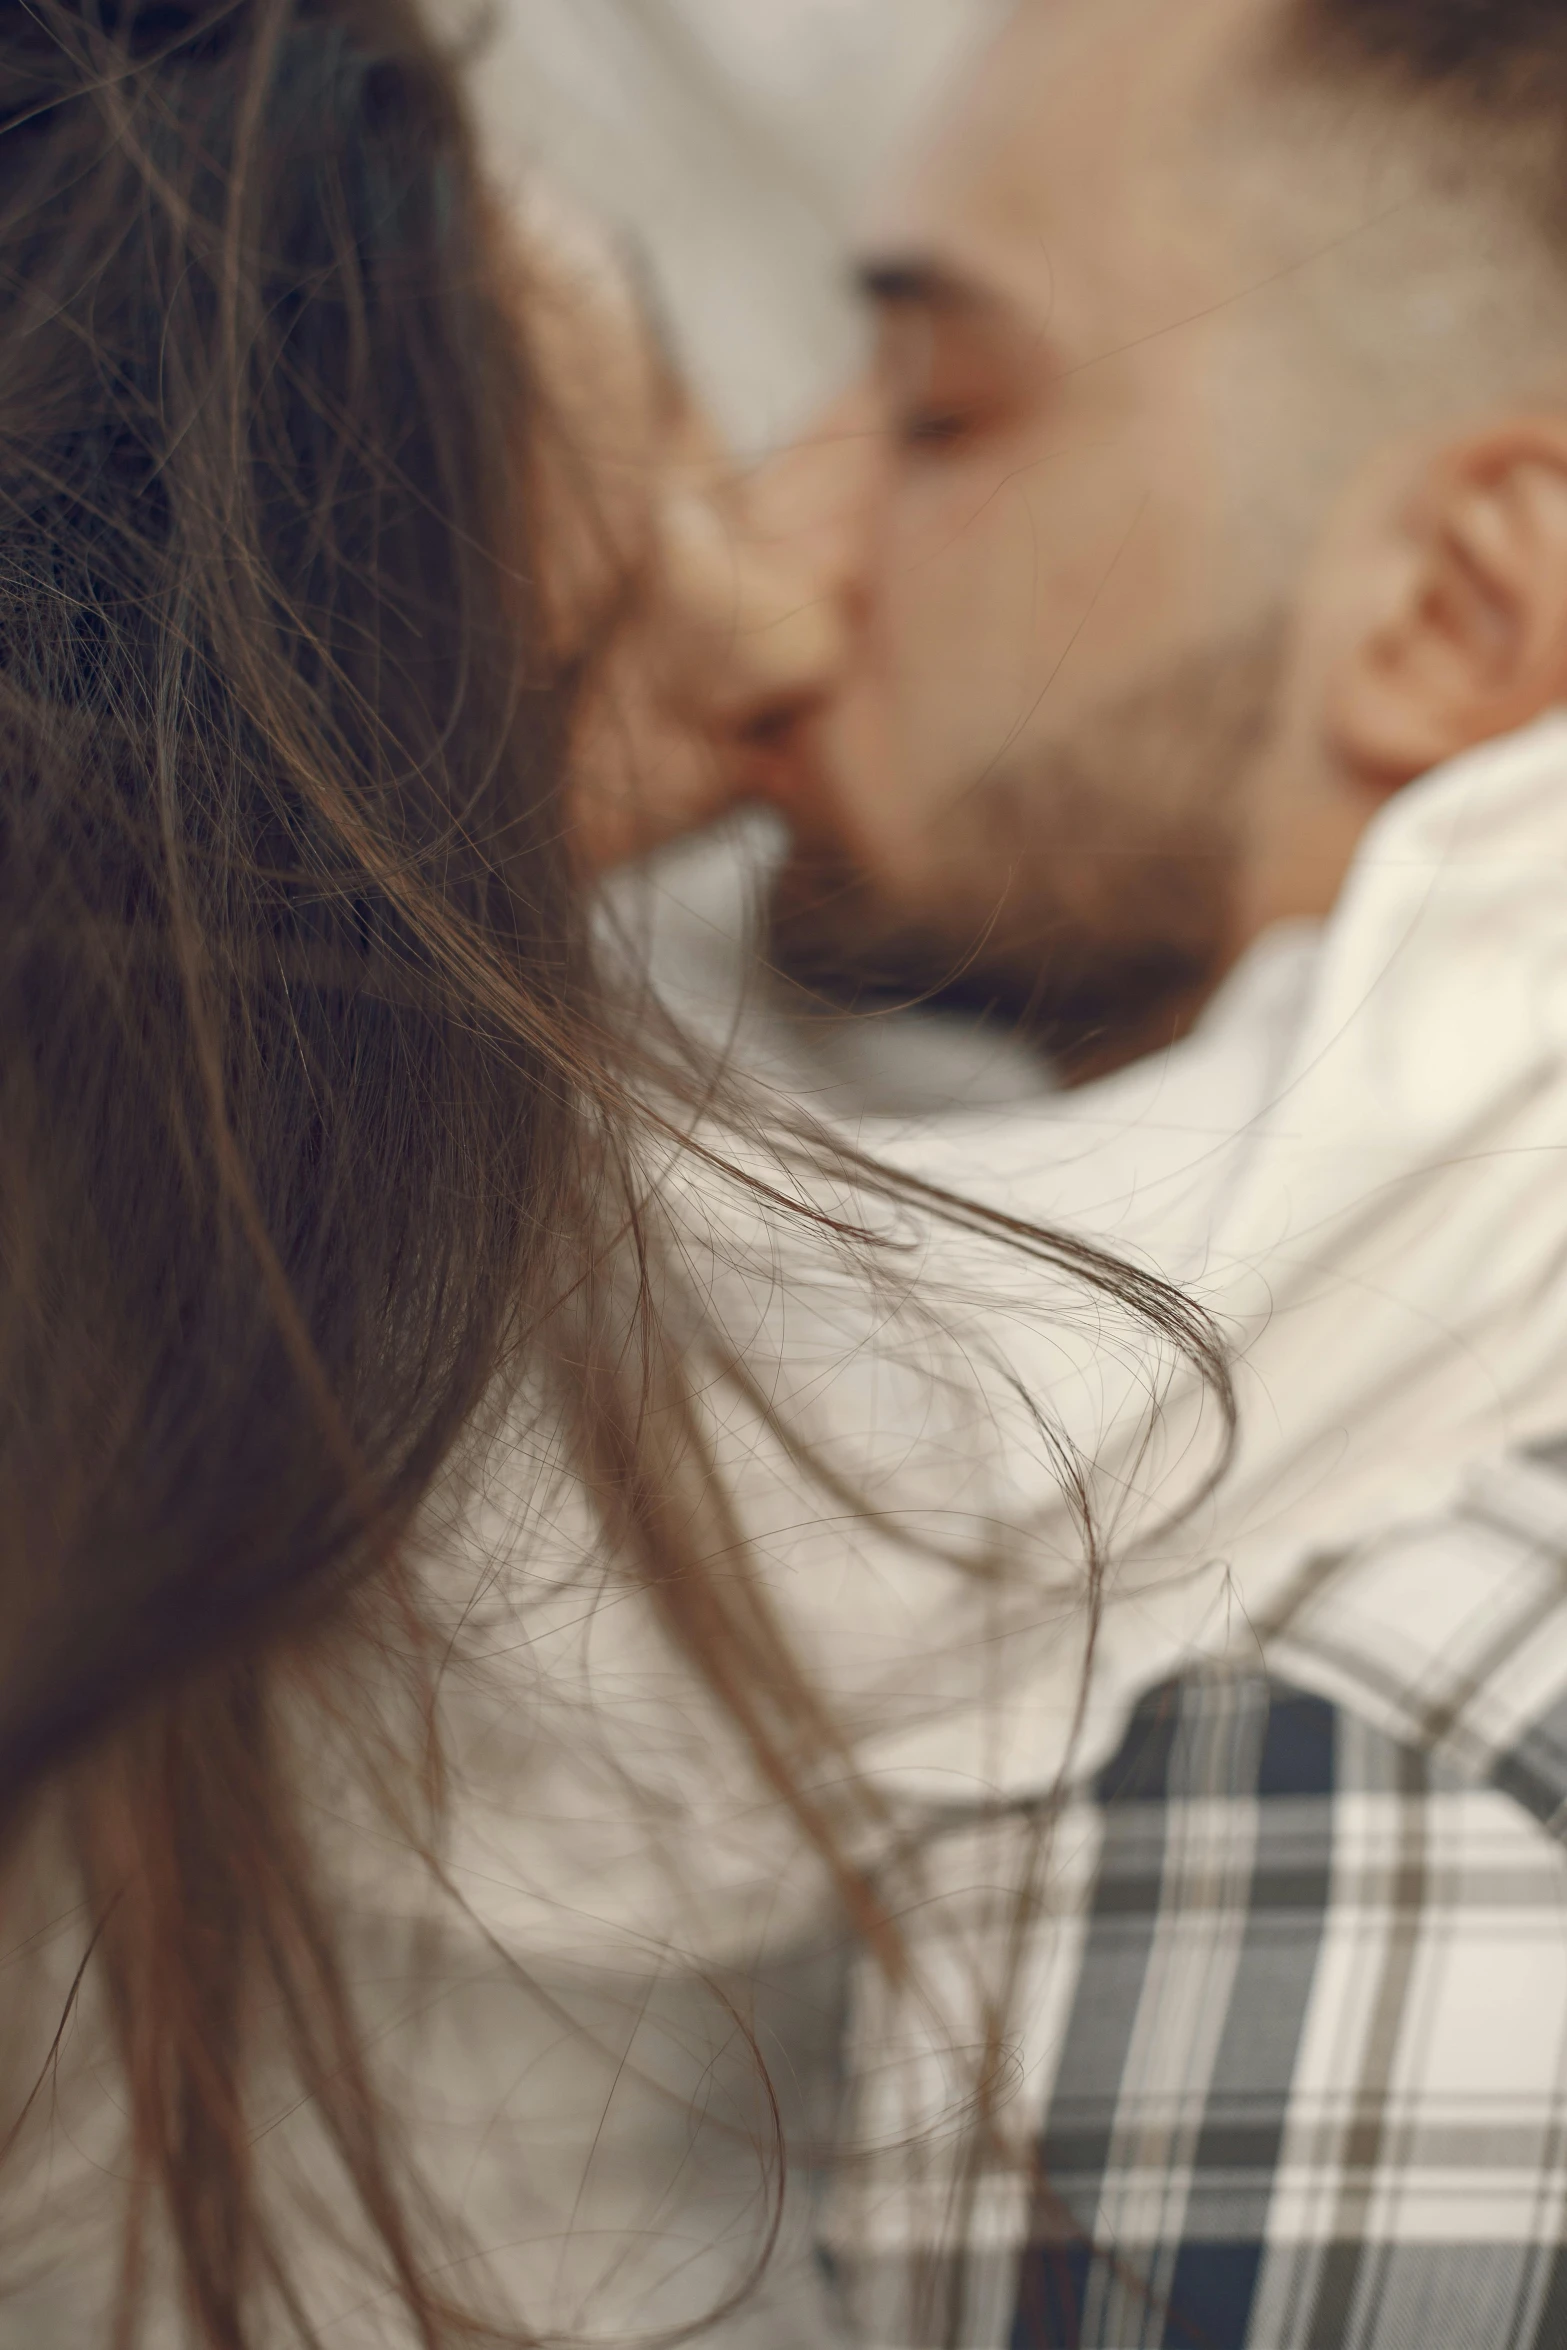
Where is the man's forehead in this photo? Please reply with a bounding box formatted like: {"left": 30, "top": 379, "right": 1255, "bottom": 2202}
{"left": 860, "top": 0, "right": 1276, "bottom": 325}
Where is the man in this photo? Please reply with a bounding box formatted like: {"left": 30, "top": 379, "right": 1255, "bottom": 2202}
{"left": 593, "top": 0, "right": 1567, "bottom": 1593}
{"left": 744, "top": 0, "right": 1567, "bottom": 1077}
{"left": 568, "top": 0, "right": 1567, "bottom": 2343}
{"left": 696, "top": 2, "right": 1567, "bottom": 2343}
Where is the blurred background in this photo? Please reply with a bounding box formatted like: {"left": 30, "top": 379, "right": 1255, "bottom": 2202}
{"left": 445, "top": 0, "right": 1009, "bottom": 451}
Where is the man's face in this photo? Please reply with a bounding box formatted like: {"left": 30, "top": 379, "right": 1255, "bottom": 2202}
{"left": 767, "top": 0, "right": 1320, "bottom": 1072}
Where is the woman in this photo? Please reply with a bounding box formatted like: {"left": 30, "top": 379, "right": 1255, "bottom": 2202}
{"left": 0, "top": 3, "right": 1222, "bottom": 2342}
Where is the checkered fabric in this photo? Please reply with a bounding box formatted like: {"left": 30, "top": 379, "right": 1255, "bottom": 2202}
{"left": 820, "top": 1443, "right": 1567, "bottom": 2349}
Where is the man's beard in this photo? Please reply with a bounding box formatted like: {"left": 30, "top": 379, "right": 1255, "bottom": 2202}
{"left": 767, "top": 623, "right": 1287, "bottom": 1084}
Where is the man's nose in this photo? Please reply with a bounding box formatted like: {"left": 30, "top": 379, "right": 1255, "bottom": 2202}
{"left": 695, "top": 390, "right": 878, "bottom": 803}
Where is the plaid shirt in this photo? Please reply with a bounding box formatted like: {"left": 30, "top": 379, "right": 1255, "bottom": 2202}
{"left": 820, "top": 1442, "right": 1567, "bottom": 2350}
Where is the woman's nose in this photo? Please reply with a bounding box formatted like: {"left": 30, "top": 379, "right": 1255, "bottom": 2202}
{"left": 568, "top": 389, "right": 879, "bottom": 878}
{"left": 669, "top": 390, "right": 876, "bottom": 800}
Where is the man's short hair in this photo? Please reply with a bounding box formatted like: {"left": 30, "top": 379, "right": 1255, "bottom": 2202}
{"left": 1296, "top": 0, "right": 1567, "bottom": 96}
{"left": 1289, "top": 1, "right": 1567, "bottom": 150}
{"left": 1274, "top": 1, "right": 1567, "bottom": 282}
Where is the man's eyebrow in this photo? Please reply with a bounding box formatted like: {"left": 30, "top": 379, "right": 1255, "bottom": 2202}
{"left": 853, "top": 255, "right": 995, "bottom": 316}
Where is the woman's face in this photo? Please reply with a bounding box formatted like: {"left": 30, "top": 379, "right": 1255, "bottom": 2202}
{"left": 517, "top": 193, "right": 849, "bottom": 872}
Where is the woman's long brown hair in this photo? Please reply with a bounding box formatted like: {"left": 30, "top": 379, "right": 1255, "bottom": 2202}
{"left": 0, "top": 3, "right": 1232, "bottom": 2342}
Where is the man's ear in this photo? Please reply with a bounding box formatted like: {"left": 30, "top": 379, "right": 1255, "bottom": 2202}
{"left": 1325, "top": 419, "right": 1567, "bottom": 789}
